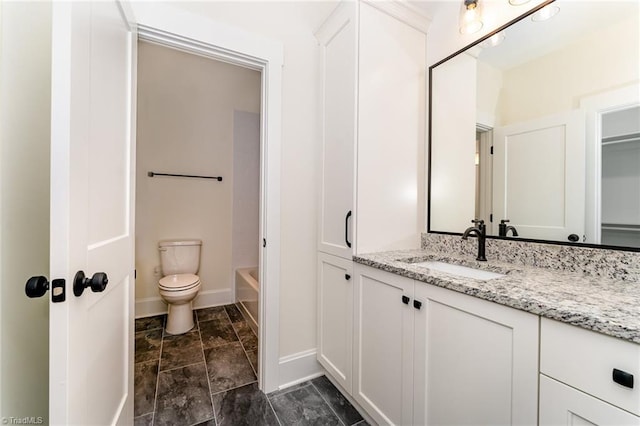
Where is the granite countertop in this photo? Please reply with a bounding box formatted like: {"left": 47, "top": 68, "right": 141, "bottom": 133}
{"left": 353, "top": 249, "right": 640, "bottom": 344}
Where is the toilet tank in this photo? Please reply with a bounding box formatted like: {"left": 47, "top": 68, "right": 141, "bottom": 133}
{"left": 158, "top": 240, "right": 202, "bottom": 276}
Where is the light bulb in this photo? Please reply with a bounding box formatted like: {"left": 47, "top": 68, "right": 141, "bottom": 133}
{"left": 459, "top": 0, "right": 484, "bottom": 34}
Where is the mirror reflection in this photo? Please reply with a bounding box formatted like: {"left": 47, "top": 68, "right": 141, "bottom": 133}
{"left": 429, "top": 0, "right": 640, "bottom": 249}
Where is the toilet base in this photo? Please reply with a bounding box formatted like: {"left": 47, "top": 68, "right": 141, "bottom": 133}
{"left": 165, "top": 302, "right": 195, "bottom": 335}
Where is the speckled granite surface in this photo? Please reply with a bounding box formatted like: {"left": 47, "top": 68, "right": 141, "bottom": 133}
{"left": 421, "top": 233, "right": 640, "bottom": 282}
{"left": 354, "top": 236, "right": 640, "bottom": 344}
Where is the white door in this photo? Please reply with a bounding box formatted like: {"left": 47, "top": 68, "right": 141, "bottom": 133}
{"left": 317, "top": 252, "right": 353, "bottom": 392}
{"left": 353, "top": 265, "right": 413, "bottom": 426}
{"left": 413, "top": 283, "right": 539, "bottom": 426}
{"left": 493, "top": 110, "right": 585, "bottom": 241}
{"left": 49, "top": 2, "right": 135, "bottom": 424}
{"left": 316, "top": 2, "right": 356, "bottom": 259}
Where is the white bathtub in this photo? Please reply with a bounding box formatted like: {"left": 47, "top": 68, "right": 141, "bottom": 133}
{"left": 235, "top": 267, "right": 259, "bottom": 333}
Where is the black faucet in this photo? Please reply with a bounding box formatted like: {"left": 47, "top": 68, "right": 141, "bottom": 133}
{"left": 498, "top": 219, "right": 519, "bottom": 237}
{"left": 462, "top": 219, "right": 487, "bottom": 261}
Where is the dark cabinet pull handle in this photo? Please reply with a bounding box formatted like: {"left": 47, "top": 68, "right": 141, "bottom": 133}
{"left": 345, "top": 210, "right": 352, "bottom": 248}
{"left": 568, "top": 234, "right": 580, "bottom": 242}
{"left": 613, "top": 368, "right": 634, "bottom": 389}
{"left": 402, "top": 295, "right": 410, "bottom": 304}
{"left": 345, "top": 274, "right": 351, "bottom": 281}
{"left": 414, "top": 300, "right": 422, "bottom": 310}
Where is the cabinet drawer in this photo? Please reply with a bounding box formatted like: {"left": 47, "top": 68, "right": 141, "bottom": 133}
{"left": 540, "top": 318, "right": 640, "bottom": 415}
{"left": 540, "top": 375, "right": 640, "bottom": 425}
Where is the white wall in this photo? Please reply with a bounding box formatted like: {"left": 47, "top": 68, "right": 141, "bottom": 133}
{"left": 135, "top": 41, "right": 260, "bottom": 312}
{"left": 0, "top": 2, "right": 50, "bottom": 420}
{"left": 232, "top": 111, "right": 260, "bottom": 273}
{"left": 476, "top": 60, "right": 502, "bottom": 128}
{"left": 430, "top": 52, "right": 477, "bottom": 232}
{"left": 141, "top": 1, "right": 336, "bottom": 357}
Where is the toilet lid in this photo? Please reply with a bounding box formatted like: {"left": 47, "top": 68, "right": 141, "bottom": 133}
{"left": 159, "top": 274, "right": 200, "bottom": 290}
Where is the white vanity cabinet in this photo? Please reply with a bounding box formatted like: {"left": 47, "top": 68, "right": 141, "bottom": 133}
{"left": 413, "top": 281, "right": 539, "bottom": 425}
{"left": 352, "top": 263, "right": 539, "bottom": 425}
{"left": 317, "top": 252, "right": 354, "bottom": 392}
{"left": 539, "top": 318, "right": 640, "bottom": 425}
{"left": 352, "top": 264, "right": 415, "bottom": 426}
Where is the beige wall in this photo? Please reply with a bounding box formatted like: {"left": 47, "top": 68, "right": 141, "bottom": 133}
{"left": 498, "top": 15, "right": 640, "bottom": 125}
{"left": 168, "top": 1, "right": 336, "bottom": 357}
{"left": 135, "top": 42, "right": 260, "bottom": 305}
{"left": 0, "top": 2, "right": 50, "bottom": 420}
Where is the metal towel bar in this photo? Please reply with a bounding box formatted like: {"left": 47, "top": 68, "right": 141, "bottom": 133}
{"left": 147, "top": 171, "right": 223, "bottom": 182}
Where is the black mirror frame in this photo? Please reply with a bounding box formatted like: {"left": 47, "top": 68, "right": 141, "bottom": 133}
{"left": 426, "top": 0, "right": 640, "bottom": 253}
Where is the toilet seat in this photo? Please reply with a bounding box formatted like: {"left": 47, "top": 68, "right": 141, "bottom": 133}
{"left": 159, "top": 273, "right": 200, "bottom": 291}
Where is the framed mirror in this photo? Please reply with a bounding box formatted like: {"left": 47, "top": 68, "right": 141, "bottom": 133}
{"left": 428, "top": 0, "right": 640, "bottom": 250}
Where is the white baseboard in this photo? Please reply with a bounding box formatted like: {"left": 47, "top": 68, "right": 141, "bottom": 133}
{"left": 135, "top": 288, "right": 233, "bottom": 318}
{"left": 278, "top": 348, "right": 323, "bottom": 389}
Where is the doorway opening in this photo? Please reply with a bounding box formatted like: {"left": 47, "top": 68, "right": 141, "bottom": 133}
{"left": 475, "top": 126, "right": 493, "bottom": 231}
{"left": 599, "top": 105, "right": 640, "bottom": 248}
{"left": 133, "top": 19, "right": 279, "bottom": 392}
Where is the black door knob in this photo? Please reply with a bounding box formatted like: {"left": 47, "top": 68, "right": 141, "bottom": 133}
{"left": 568, "top": 234, "right": 580, "bottom": 242}
{"left": 73, "top": 271, "right": 109, "bottom": 297}
{"left": 25, "top": 276, "right": 49, "bottom": 298}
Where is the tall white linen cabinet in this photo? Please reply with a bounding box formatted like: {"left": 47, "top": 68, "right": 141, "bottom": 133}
{"left": 314, "top": 0, "right": 428, "bottom": 414}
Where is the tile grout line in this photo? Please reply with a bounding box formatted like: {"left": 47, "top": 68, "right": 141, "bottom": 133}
{"left": 196, "top": 309, "right": 219, "bottom": 426}
{"left": 309, "top": 380, "right": 348, "bottom": 426}
{"left": 209, "top": 379, "right": 259, "bottom": 396}
{"left": 265, "top": 392, "right": 284, "bottom": 426}
{"left": 225, "top": 306, "right": 259, "bottom": 380}
{"left": 268, "top": 382, "right": 312, "bottom": 399}
{"left": 158, "top": 360, "right": 208, "bottom": 374}
{"left": 150, "top": 316, "right": 166, "bottom": 426}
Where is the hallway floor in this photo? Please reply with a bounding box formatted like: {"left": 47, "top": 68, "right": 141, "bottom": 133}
{"left": 134, "top": 304, "right": 368, "bottom": 426}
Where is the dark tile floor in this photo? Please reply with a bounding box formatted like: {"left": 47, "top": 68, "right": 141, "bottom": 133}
{"left": 134, "top": 304, "right": 368, "bottom": 426}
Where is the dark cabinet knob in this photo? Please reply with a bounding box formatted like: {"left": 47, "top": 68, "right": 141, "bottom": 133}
{"left": 25, "top": 276, "right": 49, "bottom": 298}
{"left": 613, "top": 368, "right": 634, "bottom": 389}
{"left": 568, "top": 234, "right": 580, "bottom": 242}
{"left": 73, "top": 271, "right": 109, "bottom": 297}
{"left": 413, "top": 300, "right": 422, "bottom": 310}
{"left": 402, "top": 295, "right": 410, "bottom": 305}
{"left": 345, "top": 274, "right": 351, "bottom": 281}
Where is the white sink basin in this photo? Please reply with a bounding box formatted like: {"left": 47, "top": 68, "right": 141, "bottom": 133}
{"left": 414, "top": 261, "right": 505, "bottom": 281}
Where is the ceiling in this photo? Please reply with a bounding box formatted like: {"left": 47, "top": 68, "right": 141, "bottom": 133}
{"left": 409, "top": 0, "right": 640, "bottom": 70}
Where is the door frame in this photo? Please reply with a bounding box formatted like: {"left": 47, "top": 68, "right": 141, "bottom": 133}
{"left": 131, "top": 4, "right": 284, "bottom": 393}
{"left": 581, "top": 83, "right": 640, "bottom": 245}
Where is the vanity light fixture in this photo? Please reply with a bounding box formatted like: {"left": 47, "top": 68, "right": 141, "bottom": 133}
{"left": 531, "top": 4, "right": 560, "bottom": 21}
{"left": 459, "top": 0, "right": 484, "bottom": 34}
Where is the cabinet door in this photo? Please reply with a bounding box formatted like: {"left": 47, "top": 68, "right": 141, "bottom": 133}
{"left": 316, "top": 2, "right": 356, "bottom": 258}
{"left": 317, "top": 253, "right": 354, "bottom": 392}
{"left": 413, "top": 283, "right": 539, "bottom": 426}
{"left": 540, "top": 375, "right": 640, "bottom": 425}
{"left": 353, "top": 265, "right": 414, "bottom": 426}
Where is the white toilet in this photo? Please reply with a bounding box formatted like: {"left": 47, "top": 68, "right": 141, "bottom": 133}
{"left": 158, "top": 239, "right": 202, "bottom": 335}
